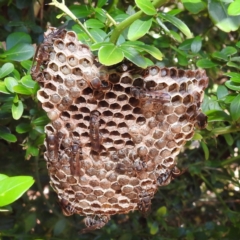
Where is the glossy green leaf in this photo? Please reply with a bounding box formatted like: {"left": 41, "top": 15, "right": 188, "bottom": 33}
{"left": 140, "top": 45, "right": 163, "bottom": 60}
{"left": 0, "top": 126, "right": 17, "bottom": 142}
{"left": 212, "top": 51, "right": 228, "bottom": 61}
{"left": 230, "top": 94, "right": 240, "bottom": 121}
{"left": 208, "top": 0, "right": 240, "bottom": 32}
{"left": 191, "top": 36, "right": 202, "bottom": 53}
{"left": 0, "top": 176, "right": 34, "bottom": 207}
{"left": 227, "top": 61, "right": 240, "bottom": 69}
{"left": 0, "top": 63, "right": 14, "bottom": 79}
{"left": 201, "top": 141, "right": 209, "bottom": 160}
{"left": 236, "top": 41, "right": 240, "bottom": 48}
{"left": 16, "top": 123, "right": 31, "bottom": 133}
{"left": 89, "top": 29, "right": 109, "bottom": 43}
{"left": 4, "top": 77, "right": 18, "bottom": 93}
{"left": 20, "top": 60, "right": 32, "bottom": 71}
{"left": 179, "top": 39, "right": 194, "bottom": 50}
{"left": 90, "top": 42, "right": 113, "bottom": 51}
{"left": 217, "top": 85, "right": 228, "bottom": 99}
{"left": 225, "top": 80, "right": 240, "bottom": 91}
{"left": 159, "top": 12, "right": 192, "bottom": 38}
{"left": 13, "top": 84, "right": 33, "bottom": 95}
{"left": 135, "top": 0, "right": 157, "bottom": 15}
{"left": 156, "top": 206, "right": 167, "bottom": 217}
{"left": 182, "top": 0, "right": 206, "bottom": 14}
{"left": 6, "top": 32, "right": 31, "bottom": 50}
{"left": 12, "top": 101, "right": 24, "bottom": 120}
{"left": 26, "top": 145, "right": 39, "bottom": 158}
{"left": 85, "top": 19, "right": 105, "bottom": 29}
{"left": 4, "top": 43, "right": 34, "bottom": 61}
{"left": 120, "top": 46, "right": 148, "bottom": 68}
{"left": 128, "top": 18, "right": 152, "bottom": 41}
{"left": 98, "top": 44, "right": 124, "bottom": 66}
{"left": 228, "top": 0, "right": 240, "bottom": 16}
{"left": 222, "top": 46, "right": 237, "bottom": 56}
{"left": 224, "top": 72, "right": 240, "bottom": 83}
{"left": 69, "top": 5, "right": 93, "bottom": 18}
{"left": 32, "top": 116, "right": 49, "bottom": 126}
{"left": 206, "top": 110, "right": 231, "bottom": 122}
{"left": 169, "top": 30, "right": 182, "bottom": 42}
{"left": 196, "top": 59, "right": 217, "bottom": 68}
{"left": 21, "top": 75, "right": 36, "bottom": 88}
{"left": 0, "top": 82, "right": 10, "bottom": 94}
{"left": 0, "top": 174, "right": 8, "bottom": 181}
{"left": 192, "top": 132, "right": 203, "bottom": 140}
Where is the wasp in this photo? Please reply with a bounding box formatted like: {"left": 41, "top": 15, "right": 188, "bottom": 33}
{"left": 81, "top": 215, "right": 110, "bottom": 233}
{"left": 196, "top": 112, "right": 208, "bottom": 129}
{"left": 89, "top": 111, "right": 101, "bottom": 152}
{"left": 137, "top": 190, "right": 153, "bottom": 215}
{"left": 157, "top": 166, "right": 181, "bottom": 186}
{"left": 59, "top": 198, "right": 76, "bottom": 216}
{"left": 69, "top": 141, "right": 82, "bottom": 177}
{"left": 46, "top": 134, "right": 59, "bottom": 162}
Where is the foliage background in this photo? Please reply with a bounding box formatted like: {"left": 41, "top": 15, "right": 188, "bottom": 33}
{"left": 1, "top": 0, "right": 240, "bottom": 239}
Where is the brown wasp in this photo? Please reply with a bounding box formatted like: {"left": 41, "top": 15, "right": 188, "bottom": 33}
{"left": 31, "top": 27, "right": 66, "bottom": 81}
{"left": 59, "top": 198, "right": 76, "bottom": 216}
{"left": 196, "top": 112, "right": 208, "bottom": 129}
{"left": 130, "top": 87, "right": 171, "bottom": 103}
{"left": 46, "top": 134, "right": 59, "bottom": 162}
{"left": 81, "top": 215, "right": 110, "bottom": 233}
{"left": 157, "top": 166, "right": 181, "bottom": 186}
{"left": 137, "top": 190, "right": 153, "bottom": 215}
{"left": 69, "top": 141, "right": 82, "bottom": 177}
{"left": 89, "top": 111, "right": 101, "bottom": 152}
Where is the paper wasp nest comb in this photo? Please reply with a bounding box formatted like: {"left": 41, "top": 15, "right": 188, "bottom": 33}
{"left": 31, "top": 27, "right": 208, "bottom": 231}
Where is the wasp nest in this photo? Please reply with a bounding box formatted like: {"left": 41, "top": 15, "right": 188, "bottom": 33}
{"left": 31, "top": 27, "right": 208, "bottom": 231}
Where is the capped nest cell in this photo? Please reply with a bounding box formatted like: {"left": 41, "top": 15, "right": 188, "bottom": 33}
{"left": 31, "top": 27, "right": 208, "bottom": 232}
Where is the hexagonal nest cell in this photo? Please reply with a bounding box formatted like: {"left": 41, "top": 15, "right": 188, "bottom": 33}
{"left": 31, "top": 27, "right": 208, "bottom": 232}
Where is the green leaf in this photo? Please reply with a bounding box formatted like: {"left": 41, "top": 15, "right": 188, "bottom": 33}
{"left": 159, "top": 12, "right": 193, "bottom": 38}
{"left": 120, "top": 46, "right": 148, "bottom": 68}
{"left": 224, "top": 72, "right": 240, "bottom": 83}
{"left": 225, "top": 80, "right": 240, "bottom": 91}
{"left": 69, "top": 5, "right": 93, "bottom": 18}
{"left": 13, "top": 84, "right": 33, "bottom": 95}
{"left": 227, "top": 61, "right": 240, "bottom": 69}
{"left": 230, "top": 94, "right": 240, "bottom": 121}
{"left": 0, "top": 176, "right": 34, "bottom": 207}
{"left": 32, "top": 116, "right": 49, "bottom": 126}
{"left": 16, "top": 123, "right": 31, "bottom": 133}
{"left": 182, "top": 0, "right": 206, "bottom": 14}
{"left": 156, "top": 206, "right": 167, "bottom": 218}
{"left": 206, "top": 110, "right": 231, "bottom": 122}
{"left": 223, "top": 133, "right": 234, "bottom": 146}
{"left": 0, "top": 82, "right": 10, "bottom": 94}
{"left": 85, "top": 19, "right": 105, "bottom": 29}
{"left": 221, "top": 46, "right": 237, "bottom": 56}
{"left": 212, "top": 51, "right": 228, "bottom": 61}
{"left": 4, "top": 77, "right": 18, "bottom": 93}
{"left": 150, "top": 222, "right": 159, "bottom": 235}
{"left": 89, "top": 29, "right": 109, "bottom": 43}
{"left": 208, "top": 0, "right": 240, "bottom": 32}
{"left": 217, "top": 85, "right": 228, "bottom": 99}
{"left": 54, "top": 218, "right": 67, "bottom": 236}
{"left": 97, "top": 0, "right": 108, "bottom": 7}
{"left": 0, "top": 63, "right": 14, "bottom": 79}
{"left": 169, "top": 30, "right": 182, "bottom": 42}
{"left": 228, "top": 0, "right": 240, "bottom": 16}
{"left": 196, "top": 59, "right": 217, "bottom": 68}
{"left": 4, "top": 43, "right": 34, "bottom": 61}
{"left": 192, "top": 132, "right": 203, "bottom": 140}
{"left": 236, "top": 41, "right": 240, "bottom": 48}
{"left": 0, "top": 174, "right": 8, "bottom": 181}
{"left": 98, "top": 44, "right": 124, "bottom": 66}
{"left": 201, "top": 141, "right": 209, "bottom": 160}
{"left": 191, "top": 36, "right": 202, "bottom": 53}
{"left": 90, "top": 42, "right": 113, "bottom": 51}
{"left": 12, "top": 100, "right": 24, "bottom": 120}
{"left": 6, "top": 32, "right": 31, "bottom": 50}
{"left": 20, "top": 60, "right": 32, "bottom": 71}
{"left": 140, "top": 45, "right": 163, "bottom": 60}
{"left": 21, "top": 75, "right": 36, "bottom": 88}
{"left": 128, "top": 18, "right": 152, "bottom": 41}
{"left": 179, "top": 39, "right": 194, "bottom": 50}
{"left": 135, "top": 0, "right": 157, "bottom": 15}
{"left": 0, "top": 126, "right": 17, "bottom": 142}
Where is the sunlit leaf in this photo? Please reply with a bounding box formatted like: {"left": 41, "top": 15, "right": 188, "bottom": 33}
{"left": 135, "top": 0, "right": 157, "bottom": 15}
{"left": 228, "top": 0, "right": 240, "bottom": 16}
{"left": 0, "top": 176, "right": 34, "bottom": 207}
{"left": 4, "top": 77, "right": 18, "bottom": 93}
{"left": 12, "top": 100, "right": 24, "bottom": 120}
{"left": 128, "top": 18, "right": 152, "bottom": 41}
{"left": 0, "top": 63, "right": 14, "bottom": 79}
{"left": 159, "top": 12, "right": 193, "bottom": 38}
{"left": 225, "top": 80, "right": 240, "bottom": 91}
{"left": 182, "top": 0, "right": 206, "bottom": 14}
